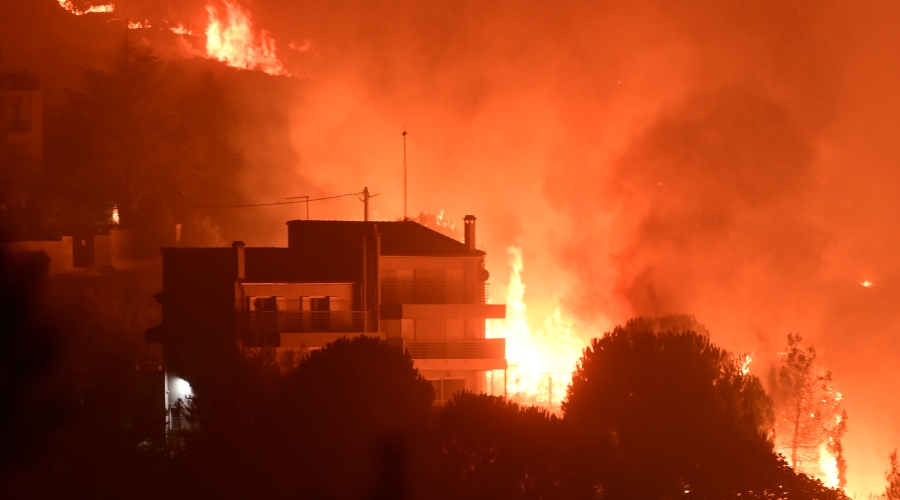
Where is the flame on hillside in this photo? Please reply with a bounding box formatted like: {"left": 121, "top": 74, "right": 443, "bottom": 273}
{"left": 205, "top": 0, "right": 289, "bottom": 76}
{"left": 57, "top": 0, "right": 114, "bottom": 15}
{"left": 740, "top": 354, "right": 753, "bottom": 375}
{"left": 170, "top": 24, "right": 194, "bottom": 36}
{"left": 487, "top": 246, "right": 586, "bottom": 413}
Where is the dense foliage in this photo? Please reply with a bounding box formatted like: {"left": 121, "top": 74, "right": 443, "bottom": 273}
{"left": 0, "top": 268, "right": 852, "bottom": 500}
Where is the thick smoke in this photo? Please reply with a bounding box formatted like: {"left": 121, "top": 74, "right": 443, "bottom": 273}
{"left": 4, "top": 0, "right": 900, "bottom": 494}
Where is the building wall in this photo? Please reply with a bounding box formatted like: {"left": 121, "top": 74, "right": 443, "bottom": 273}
{"left": 241, "top": 283, "right": 354, "bottom": 310}
{"left": 379, "top": 255, "right": 497, "bottom": 397}
{"left": 3, "top": 237, "right": 73, "bottom": 274}
{"left": 160, "top": 247, "right": 239, "bottom": 376}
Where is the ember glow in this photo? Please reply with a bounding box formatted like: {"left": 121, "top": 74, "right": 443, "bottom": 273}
{"left": 170, "top": 24, "right": 193, "bottom": 36}
{"left": 127, "top": 20, "right": 150, "bottom": 30}
{"left": 861, "top": 280, "right": 873, "bottom": 288}
{"left": 57, "top": 1, "right": 114, "bottom": 15}
{"left": 205, "top": 0, "right": 289, "bottom": 76}
{"left": 740, "top": 354, "right": 753, "bottom": 375}
{"left": 487, "top": 246, "right": 586, "bottom": 412}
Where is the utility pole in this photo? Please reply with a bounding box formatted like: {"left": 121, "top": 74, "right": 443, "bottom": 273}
{"left": 402, "top": 128, "right": 408, "bottom": 220}
{"left": 358, "top": 187, "right": 379, "bottom": 221}
{"left": 363, "top": 187, "right": 370, "bottom": 221}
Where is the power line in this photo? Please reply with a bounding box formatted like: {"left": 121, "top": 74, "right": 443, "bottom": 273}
{"left": 0, "top": 150, "right": 297, "bottom": 165}
{"left": 0, "top": 176, "right": 360, "bottom": 209}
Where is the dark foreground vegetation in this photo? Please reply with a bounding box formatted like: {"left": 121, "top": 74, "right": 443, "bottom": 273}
{"left": 0, "top": 250, "right": 857, "bottom": 500}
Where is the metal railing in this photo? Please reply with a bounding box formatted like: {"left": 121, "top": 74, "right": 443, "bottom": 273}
{"left": 381, "top": 282, "right": 490, "bottom": 305}
{"left": 248, "top": 311, "right": 370, "bottom": 334}
{"left": 403, "top": 338, "right": 505, "bottom": 359}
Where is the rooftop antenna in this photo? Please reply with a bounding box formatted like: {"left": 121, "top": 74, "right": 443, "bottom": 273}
{"left": 285, "top": 195, "right": 310, "bottom": 219}
{"left": 402, "top": 127, "right": 408, "bottom": 220}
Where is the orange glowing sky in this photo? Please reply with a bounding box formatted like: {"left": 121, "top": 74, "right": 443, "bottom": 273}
{"left": 4, "top": 0, "right": 900, "bottom": 495}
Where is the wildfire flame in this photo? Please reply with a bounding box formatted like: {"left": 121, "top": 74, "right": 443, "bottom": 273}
{"left": 820, "top": 441, "right": 840, "bottom": 488}
{"left": 861, "top": 280, "right": 873, "bottom": 287}
{"left": 127, "top": 20, "right": 151, "bottom": 29}
{"left": 205, "top": 1, "right": 289, "bottom": 76}
{"left": 57, "top": 0, "right": 114, "bottom": 15}
{"left": 487, "top": 246, "right": 586, "bottom": 413}
{"left": 170, "top": 24, "right": 194, "bottom": 36}
{"left": 740, "top": 353, "right": 753, "bottom": 375}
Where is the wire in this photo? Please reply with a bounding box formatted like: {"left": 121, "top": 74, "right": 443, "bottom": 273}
{"left": 1, "top": 150, "right": 296, "bottom": 165}
{"left": 0, "top": 176, "right": 361, "bottom": 209}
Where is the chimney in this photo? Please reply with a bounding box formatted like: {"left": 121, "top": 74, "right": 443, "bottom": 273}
{"left": 232, "top": 240, "right": 246, "bottom": 279}
{"left": 463, "top": 215, "right": 476, "bottom": 251}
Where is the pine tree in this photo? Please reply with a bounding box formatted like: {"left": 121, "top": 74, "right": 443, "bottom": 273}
{"left": 885, "top": 449, "right": 900, "bottom": 500}
{"left": 770, "top": 333, "right": 847, "bottom": 483}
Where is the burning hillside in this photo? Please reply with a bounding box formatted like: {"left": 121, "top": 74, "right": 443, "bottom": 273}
{"left": 53, "top": 0, "right": 291, "bottom": 76}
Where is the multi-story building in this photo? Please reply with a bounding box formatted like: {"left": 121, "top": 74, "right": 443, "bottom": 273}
{"left": 148, "top": 216, "right": 506, "bottom": 429}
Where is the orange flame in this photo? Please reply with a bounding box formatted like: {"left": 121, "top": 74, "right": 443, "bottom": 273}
{"left": 487, "top": 246, "right": 586, "bottom": 413}
{"left": 127, "top": 20, "right": 151, "bottom": 29}
{"left": 57, "top": 0, "right": 114, "bottom": 15}
{"left": 740, "top": 353, "right": 753, "bottom": 375}
{"left": 205, "top": 1, "right": 289, "bottom": 76}
{"left": 820, "top": 441, "right": 840, "bottom": 488}
{"left": 170, "top": 24, "right": 194, "bottom": 36}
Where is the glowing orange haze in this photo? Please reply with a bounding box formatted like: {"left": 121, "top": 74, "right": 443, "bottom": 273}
{"left": 33, "top": 0, "right": 900, "bottom": 495}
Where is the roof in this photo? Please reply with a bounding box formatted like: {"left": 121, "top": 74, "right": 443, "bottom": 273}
{"left": 160, "top": 246, "right": 363, "bottom": 283}
{"left": 286, "top": 220, "right": 483, "bottom": 257}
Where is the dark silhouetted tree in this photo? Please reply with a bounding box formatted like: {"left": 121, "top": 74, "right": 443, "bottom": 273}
{"left": 432, "top": 392, "right": 584, "bottom": 500}
{"left": 770, "top": 333, "right": 847, "bottom": 486}
{"left": 563, "top": 315, "right": 781, "bottom": 498}
{"left": 183, "top": 336, "right": 434, "bottom": 499}
{"left": 49, "top": 41, "right": 243, "bottom": 247}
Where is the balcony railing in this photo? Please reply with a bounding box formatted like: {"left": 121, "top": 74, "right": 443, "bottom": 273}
{"left": 249, "top": 311, "right": 370, "bottom": 335}
{"left": 381, "top": 282, "right": 490, "bottom": 305}
{"left": 403, "top": 338, "right": 505, "bottom": 360}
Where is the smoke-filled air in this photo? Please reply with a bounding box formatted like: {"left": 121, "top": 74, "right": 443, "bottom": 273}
{"left": 3, "top": 0, "right": 900, "bottom": 497}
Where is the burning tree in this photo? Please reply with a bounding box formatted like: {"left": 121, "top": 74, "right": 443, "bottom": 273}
{"left": 884, "top": 450, "right": 900, "bottom": 500}
{"left": 769, "top": 333, "right": 848, "bottom": 488}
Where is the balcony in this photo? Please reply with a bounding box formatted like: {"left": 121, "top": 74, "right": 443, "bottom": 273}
{"left": 381, "top": 282, "right": 490, "bottom": 305}
{"left": 404, "top": 338, "right": 505, "bottom": 359}
{"left": 401, "top": 338, "right": 506, "bottom": 370}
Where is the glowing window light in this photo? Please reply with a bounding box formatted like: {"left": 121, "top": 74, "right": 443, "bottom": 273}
{"left": 174, "top": 378, "right": 192, "bottom": 396}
